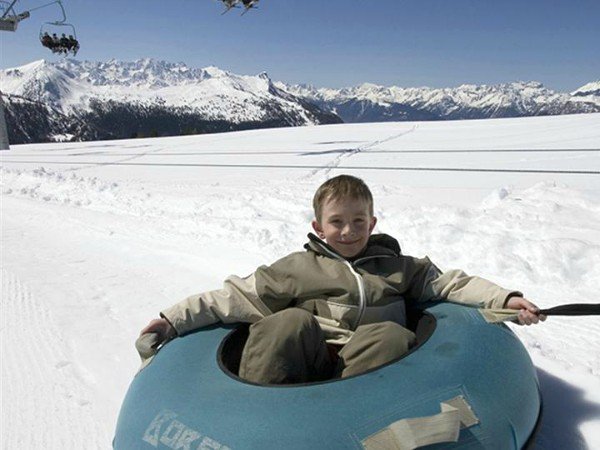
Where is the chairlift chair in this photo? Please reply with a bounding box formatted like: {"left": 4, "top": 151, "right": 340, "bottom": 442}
{"left": 38, "top": 0, "right": 79, "bottom": 55}
{"left": 39, "top": 21, "right": 79, "bottom": 54}
{"left": 240, "top": 0, "right": 258, "bottom": 15}
{"left": 34, "top": 0, "right": 78, "bottom": 55}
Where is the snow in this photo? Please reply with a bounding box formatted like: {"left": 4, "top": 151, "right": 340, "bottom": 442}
{"left": 3, "top": 59, "right": 598, "bottom": 129}
{"left": 0, "top": 59, "right": 312, "bottom": 124}
{"left": 282, "top": 79, "right": 600, "bottom": 118}
{"left": 2, "top": 114, "right": 600, "bottom": 449}
{"left": 572, "top": 81, "right": 600, "bottom": 95}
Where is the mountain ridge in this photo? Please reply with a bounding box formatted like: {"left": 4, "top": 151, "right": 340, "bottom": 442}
{"left": 278, "top": 79, "right": 600, "bottom": 123}
{"left": 1, "top": 58, "right": 342, "bottom": 144}
{"left": 2, "top": 58, "right": 598, "bottom": 144}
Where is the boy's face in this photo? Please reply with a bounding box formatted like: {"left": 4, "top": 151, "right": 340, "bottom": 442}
{"left": 312, "top": 196, "right": 377, "bottom": 258}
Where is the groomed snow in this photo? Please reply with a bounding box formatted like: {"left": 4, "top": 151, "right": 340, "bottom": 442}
{"left": 2, "top": 114, "right": 600, "bottom": 449}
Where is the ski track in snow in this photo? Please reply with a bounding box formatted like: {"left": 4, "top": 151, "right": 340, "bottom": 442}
{"left": 1, "top": 269, "right": 104, "bottom": 450}
{"left": 62, "top": 145, "right": 170, "bottom": 172}
{"left": 306, "top": 125, "right": 418, "bottom": 178}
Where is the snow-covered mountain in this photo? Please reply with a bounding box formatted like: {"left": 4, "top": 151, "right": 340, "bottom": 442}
{"left": 1, "top": 59, "right": 341, "bottom": 144}
{"left": 572, "top": 80, "right": 600, "bottom": 98}
{"left": 279, "top": 80, "right": 600, "bottom": 123}
{"left": 2, "top": 58, "right": 598, "bottom": 144}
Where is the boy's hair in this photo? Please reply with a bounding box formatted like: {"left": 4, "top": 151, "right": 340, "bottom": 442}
{"left": 313, "top": 175, "right": 374, "bottom": 221}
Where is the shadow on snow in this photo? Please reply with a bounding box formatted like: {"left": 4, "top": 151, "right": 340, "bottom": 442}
{"left": 535, "top": 368, "right": 600, "bottom": 449}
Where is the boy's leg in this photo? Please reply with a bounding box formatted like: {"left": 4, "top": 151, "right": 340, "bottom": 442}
{"left": 335, "top": 322, "right": 416, "bottom": 378}
{"left": 239, "top": 308, "right": 334, "bottom": 384}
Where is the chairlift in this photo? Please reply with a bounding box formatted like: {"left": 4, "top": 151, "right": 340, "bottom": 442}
{"left": 39, "top": 24, "right": 79, "bottom": 55}
{"left": 219, "top": 0, "right": 239, "bottom": 15}
{"left": 218, "top": 0, "right": 259, "bottom": 15}
{"left": 38, "top": 0, "right": 79, "bottom": 55}
{"left": 240, "top": 0, "right": 258, "bottom": 15}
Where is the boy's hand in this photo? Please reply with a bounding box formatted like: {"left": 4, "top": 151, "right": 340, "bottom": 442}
{"left": 140, "top": 318, "right": 177, "bottom": 345}
{"left": 505, "top": 296, "right": 547, "bottom": 325}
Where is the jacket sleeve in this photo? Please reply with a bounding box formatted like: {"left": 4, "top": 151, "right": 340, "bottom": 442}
{"left": 410, "top": 258, "right": 522, "bottom": 309}
{"left": 160, "top": 273, "right": 272, "bottom": 336}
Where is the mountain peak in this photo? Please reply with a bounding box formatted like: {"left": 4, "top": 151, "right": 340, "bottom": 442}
{"left": 357, "top": 82, "right": 384, "bottom": 90}
{"left": 3, "top": 58, "right": 598, "bottom": 143}
{"left": 1, "top": 58, "right": 342, "bottom": 141}
{"left": 509, "top": 80, "right": 545, "bottom": 90}
{"left": 282, "top": 77, "right": 600, "bottom": 122}
{"left": 6, "top": 59, "right": 47, "bottom": 74}
{"left": 572, "top": 80, "right": 600, "bottom": 97}
{"left": 202, "top": 65, "right": 228, "bottom": 77}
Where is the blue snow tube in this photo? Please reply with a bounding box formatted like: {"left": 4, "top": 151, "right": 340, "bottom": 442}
{"left": 114, "top": 302, "right": 541, "bottom": 449}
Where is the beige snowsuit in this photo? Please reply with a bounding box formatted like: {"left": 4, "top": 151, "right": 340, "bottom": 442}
{"left": 159, "top": 233, "right": 520, "bottom": 382}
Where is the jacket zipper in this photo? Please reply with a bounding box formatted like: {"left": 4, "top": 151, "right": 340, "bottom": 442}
{"left": 312, "top": 241, "right": 367, "bottom": 331}
{"left": 349, "top": 255, "right": 395, "bottom": 328}
{"left": 308, "top": 234, "right": 397, "bottom": 331}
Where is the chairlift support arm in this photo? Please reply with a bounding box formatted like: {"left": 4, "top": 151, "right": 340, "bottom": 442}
{"left": 1, "top": 0, "right": 18, "bottom": 19}
{"left": 1, "top": 0, "right": 67, "bottom": 32}
{"left": 28, "top": 0, "right": 66, "bottom": 22}
{"left": 0, "top": 0, "right": 30, "bottom": 31}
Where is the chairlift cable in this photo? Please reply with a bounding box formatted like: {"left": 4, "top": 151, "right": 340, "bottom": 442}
{"left": 27, "top": 0, "right": 62, "bottom": 14}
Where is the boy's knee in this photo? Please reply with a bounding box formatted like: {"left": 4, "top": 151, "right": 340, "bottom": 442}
{"left": 241, "top": 308, "right": 330, "bottom": 384}
{"left": 251, "top": 308, "right": 319, "bottom": 337}
{"left": 360, "top": 321, "right": 416, "bottom": 355}
{"left": 336, "top": 321, "right": 416, "bottom": 378}
{"left": 380, "top": 321, "right": 415, "bottom": 341}
{"left": 380, "top": 321, "right": 416, "bottom": 351}
{"left": 263, "top": 308, "right": 316, "bottom": 329}
{"left": 278, "top": 307, "right": 316, "bottom": 327}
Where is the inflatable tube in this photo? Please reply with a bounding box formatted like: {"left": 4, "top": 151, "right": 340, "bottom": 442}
{"left": 114, "top": 302, "right": 541, "bottom": 449}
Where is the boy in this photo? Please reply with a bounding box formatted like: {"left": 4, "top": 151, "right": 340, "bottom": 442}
{"left": 141, "top": 175, "right": 544, "bottom": 383}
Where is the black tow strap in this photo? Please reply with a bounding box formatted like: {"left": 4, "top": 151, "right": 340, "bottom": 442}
{"left": 539, "top": 303, "right": 600, "bottom": 316}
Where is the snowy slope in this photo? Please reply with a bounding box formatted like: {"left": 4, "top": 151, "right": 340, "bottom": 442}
{"left": 2, "top": 114, "right": 600, "bottom": 449}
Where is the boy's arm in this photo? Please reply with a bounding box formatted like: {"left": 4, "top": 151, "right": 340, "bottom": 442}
{"left": 409, "top": 259, "right": 520, "bottom": 309}
{"left": 159, "top": 273, "right": 272, "bottom": 337}
{"left": 424, "top": 267, "right": 521, "bottom": 310}
{"left": 143, "top": 253, "right": 302, "bottom": 340}
{"left": 413, "top": 260, "right": 545, "bottom": 325}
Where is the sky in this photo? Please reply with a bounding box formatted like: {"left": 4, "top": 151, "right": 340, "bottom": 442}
{"left": 1, "top": 0, "right": 599, "bottom": 91}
